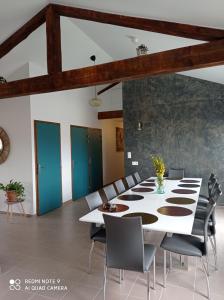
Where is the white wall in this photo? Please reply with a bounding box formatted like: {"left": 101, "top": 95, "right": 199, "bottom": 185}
{"left": 101, "top": 118, "right": 124, "bottom": 185}
{"left": 0, "top": 64, "right": 33, "bottom": 214}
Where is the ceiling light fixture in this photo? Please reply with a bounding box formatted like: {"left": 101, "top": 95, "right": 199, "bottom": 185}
{"left": 89, "top": 55, "right": 102, "bottom": 107}
{"left": 0, "top": 76, "right": 7, "bottom": 84}
{"left": 136, "top": 44, "right": 149, "bottom": 56}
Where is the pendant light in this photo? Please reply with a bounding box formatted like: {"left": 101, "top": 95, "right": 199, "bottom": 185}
{"left": 89, "top": 55, "right": 102, "bottom": 107}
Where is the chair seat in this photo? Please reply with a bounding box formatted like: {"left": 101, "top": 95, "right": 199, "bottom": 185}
{"left": 161, "top": 233, "right": 205, "bottom": 257}
{"left": 199, "top": 194, "right": 209, "bottom": 202}
{"left": 91, "top": 228, "right": 106, "bottom": 243}
{"left": 192, "top": 218, "right": 212, "bottom": 236}
{"left": 144, "top": 244, "right": 156, "bottom": 272}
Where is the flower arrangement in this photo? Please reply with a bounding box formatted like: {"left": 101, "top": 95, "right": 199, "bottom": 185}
{"left": 151, "top": 155, "right": 165, "bottom": 177}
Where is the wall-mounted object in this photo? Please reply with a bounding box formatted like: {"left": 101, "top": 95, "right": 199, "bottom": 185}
{"left": 0, "top": 127, "right": 10, "bottom": 164}
{"left": 0, "top": 76, "right": 7, "bottom": 84}
{"left": 137, "top": 121, "right": 143, "bottom": 131}
{"left": 136, "top": 44, "right": 149, "bottom": 56}
{"left": 116, "top": 127, "right": 124, "bottom": 152}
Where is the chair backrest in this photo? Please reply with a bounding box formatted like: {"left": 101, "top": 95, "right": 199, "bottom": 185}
{"left": 114, "top": 179, "right": 126, "bottom": 195}
{"left": 208, "top": 176, "right": 217, "bottom": 197}
{"left": 125, "top": 175, "right": 136, "bottom": 189}
{"left": 85, "top": 191, "right": 103, "bottom": 211}
{"left": 168, "top": 168, "right": 184, "bottom": 179}
{"left": 103, "top": 184, "right": 117, "bottom": 201}
{"left": 133, "top": 172, "right": 141, "bottom": 184}
{"left": 210, "top": 183, "right": 222, "bottom": 228}
{"left": 203, "top": 199, "right": 216, "bottom": 255}
{"left": 103, "top": 214, "right": 144, "bottom": 272}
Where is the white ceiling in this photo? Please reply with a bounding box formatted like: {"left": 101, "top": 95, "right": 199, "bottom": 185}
{"left": 1, "top": 0, "right": 224, "bottom": 84}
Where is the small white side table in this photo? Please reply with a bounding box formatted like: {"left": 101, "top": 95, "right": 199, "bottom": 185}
{"left": 5, "top": 199, "right": 26, "bottom": 219}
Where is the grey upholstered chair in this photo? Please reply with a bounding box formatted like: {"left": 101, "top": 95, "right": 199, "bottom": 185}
{"left": 168, "top": 168, "right": 184, "bottom": 179}
{"left": 193, "top": 183, "right": 222, "bottom": 271}
{"left": 103, "top": 184, "right": 117, "bottom": 201}
{"left": 198, "top": 174, "right": 217, "bottom": 204}
{"left": 103, "top": 214, "right": 156, "bottom": 300}
{"left": 125, "top": 175, "right": 136, "bottom": 189}
{"left": 133, "top": 172, "right": 142, "bottom": 184}
{"left": 114, "top": 179, "right": 126, "bottom": 195}
{"left": 85, "top": 191, "right": 106, "bottom": 273}
{"left": 161, "top": 200, "right": 216, "bottom": 300}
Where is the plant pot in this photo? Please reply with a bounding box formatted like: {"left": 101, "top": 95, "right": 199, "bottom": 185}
{"left": 6, "top": 190, "right": 17, "bottom": 202}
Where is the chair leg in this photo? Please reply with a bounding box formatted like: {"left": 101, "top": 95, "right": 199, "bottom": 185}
{"left": 88, "top": 241, "right": 95, "bottom": 273}
{"left": 122, "top": 270, "right": 124, "bottom": 281}
{"left": 209, "top": 236, "right": 217, "bottom": 271}
{"left": 163, "top": 250, "right": 166, "bottom": 288}
{"left": 201, "top": 257, "right": 211, "bottom": 300}
{"left": 147, "top": 271, "right": 150, "bottom": 300}
{"left": 169, "top": 252, "right": 172, "bottom": 271}
{"left": 153, "top": 256, "right": 156, "bottom": 290}
{"left": 103, "top": 265, "right": 107, "bottom": 300}
{"left": 119, "top": 269, "right": 122, "bottom": 284}
{"left": 205, "top": 255, "right": 209, "bottom": 276}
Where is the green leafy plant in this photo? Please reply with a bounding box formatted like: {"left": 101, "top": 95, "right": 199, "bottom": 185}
{"left": 150, "top": 155, "right": 166, "bottom": 177}
{"left": 0, "top": 180, "right": 25, "bottom": 198}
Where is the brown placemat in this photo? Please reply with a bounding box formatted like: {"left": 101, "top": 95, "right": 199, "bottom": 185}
{"left": 166, "top": 197, "right": 196, "bottom": 205}
{"left": 180, "top": 179, "right": 200, "bottom": 183}
{"left": 98, "top": 204, "right": 129, "bottom": 213}
{"left": 118, "top": 194, "right": 144, "bottom": 201}
{"left": 166, "top": 177, "right": 182, "bottom": 180}
{"left": 178, "top": 184, "right": 200, "bottom": 188}
{"left": 157, "top": 206, "right": 193, "bottom": 216}
{"left": 140, "top": 182, "right": 156, "bottom": 187}
{"left": 132, "top": 187, "right": 154, "bottom": 193}
{"left": 172, "top": 189, "right": 197, "bottom": 194}
{"left": 122, "top": 212, "right": 158, "bottom": 224}
{"left": 145, "top": 179, "right": 155, "bottom": 182}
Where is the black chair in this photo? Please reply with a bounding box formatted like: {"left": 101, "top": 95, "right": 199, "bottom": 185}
{"left": 133, "top": 172, "right": 142, "bottom": 184}
{"left": 103, "top": 214, "right": 156, "bottom": 300}
{"left": 125, "top": 175, "right": 136, "bottom": 189}
{"left": 114, "top": 179, "right": 126, "bottom": 195}
{"left": 103, "top": 184, "right": 117, "bottom": 201}
{"left": 161, "top": 201, "right": 216, "bottom": 300}
{"left": 85, "top": 191, "right": 106, "bottom": 273}
{"left": 168, "top": 168, "right": 184, "bottom": 179}
{"left": 193, "top": 184, "right": 222, "bottom": 271}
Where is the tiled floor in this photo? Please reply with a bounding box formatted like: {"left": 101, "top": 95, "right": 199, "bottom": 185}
{"left": 0, "top": 200, "right": 223, "bottom": 300}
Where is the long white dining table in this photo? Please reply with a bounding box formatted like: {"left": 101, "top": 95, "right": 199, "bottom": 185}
{"left": 79, "top": 177, "right": 202, "bottom": 236}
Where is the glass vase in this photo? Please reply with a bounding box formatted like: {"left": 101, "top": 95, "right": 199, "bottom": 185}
{"left": 156, "top": 175, "right": 165, "bottom": 194}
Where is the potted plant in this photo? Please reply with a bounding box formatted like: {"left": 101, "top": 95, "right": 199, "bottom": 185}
{"left": 0, "top": 180, "right": 25, "bottom": 202}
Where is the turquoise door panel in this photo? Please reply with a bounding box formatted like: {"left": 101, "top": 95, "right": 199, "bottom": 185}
{"left": 71, "top": 126, "right": 89, "bottom": 200}
{"left": 36, "top": 122, "right": 62, "bottom": 215}
{"left": 89, "top": 129, "right": 103, "bottom": 192}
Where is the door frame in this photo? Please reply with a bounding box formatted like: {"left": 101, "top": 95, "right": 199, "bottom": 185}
{"left": 70, "top": 125, "right": 102, "bottom": 200}
{"left": 34, "top": 120, "right": 62, "bottom": 216}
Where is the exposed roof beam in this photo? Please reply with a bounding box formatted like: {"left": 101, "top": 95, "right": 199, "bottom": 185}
{"left": 0, "top": 5, "right": 49, "bottom": 59}
{"left": 1, "top": 39, "right": 224, "bottom": 99}
{"left": 97, "top": 82, "right": 120, "bottom": 95}
{"left": 53, "top": 3, "right": 224, "bottom": 41}
{"left": 98, "top": 110, "right": 123, "bottom": 119}
{"left": 46, "top": 5, "right": 62, "bottom": 74}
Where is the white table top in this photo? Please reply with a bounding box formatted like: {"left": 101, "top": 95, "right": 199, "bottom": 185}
{"left": 79, "top": 178, "right": 202, "bottom": 235}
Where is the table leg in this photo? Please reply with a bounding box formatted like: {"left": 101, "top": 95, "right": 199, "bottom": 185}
{"left": 7, "top": 204, "right": 9, "bottom": 220}
{"left": 10, "top": 204, "right": 13, "bottom": 219}
{"left": 20, "top": 202, "right": 26, "bottom": 217}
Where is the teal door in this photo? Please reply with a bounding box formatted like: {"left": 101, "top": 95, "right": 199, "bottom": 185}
{"left": 71, "top": 126, "right": 89, "bottom": 200}
{"left": 35, "top": 121, "right": 62, "bottom": 215}
{"left": 89, "top": 128, "right": 103, "bottom": 192}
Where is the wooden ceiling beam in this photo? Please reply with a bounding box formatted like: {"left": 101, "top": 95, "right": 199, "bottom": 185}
{"left": 98, "top": 110, "right": 123, "bottom": 119}
{"left": 0, "top": 5, "right": 49, "bottom": 59}
{"left": 53, "top": 3, "right": 224, "bottom": 41}
{"left": 46, "top": 6, "right": 62, "bottom": 74}
{"left": 1, "top": 38, "right": 224, "bottom": 99}
{"left": 97, "top": 82, "right": 120, "bottom": 95}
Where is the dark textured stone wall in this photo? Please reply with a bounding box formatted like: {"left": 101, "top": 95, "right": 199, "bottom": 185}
{"left": 123, "top": 73, "right": 224, "bottom": 202}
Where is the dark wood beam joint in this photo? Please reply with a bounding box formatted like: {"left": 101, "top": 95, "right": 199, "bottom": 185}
{"left": 46, "top": 6, "right": 62, "bottom": 74}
